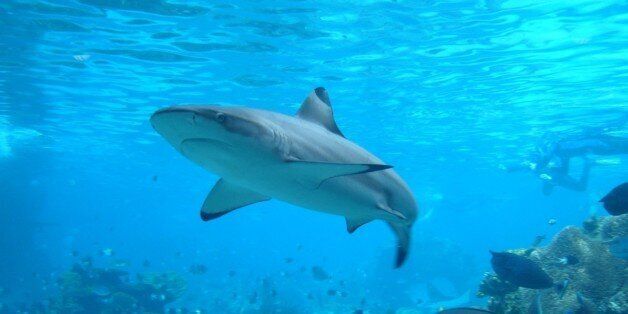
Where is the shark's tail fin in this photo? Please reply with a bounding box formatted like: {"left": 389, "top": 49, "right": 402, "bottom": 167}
{"left": 388, "top": 222, "right": 411, "bottom": 268}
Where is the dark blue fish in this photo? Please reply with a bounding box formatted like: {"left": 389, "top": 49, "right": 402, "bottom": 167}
{"left": 490, "top": 251, "right": 554, "bottom": 289}
{"left": 600, "top": 182, "right": 628, "bottom": 215}
{"left": 311, "top": 266, "right": 330, "bottom": 281}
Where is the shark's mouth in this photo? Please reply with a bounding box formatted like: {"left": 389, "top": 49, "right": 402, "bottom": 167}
{"left": 180, "top": 137, "right": 233, "bottom": 150}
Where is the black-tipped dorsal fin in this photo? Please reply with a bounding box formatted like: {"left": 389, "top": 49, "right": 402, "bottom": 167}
{"left": 297, "top": 87, "right": 344, "bottom": 137}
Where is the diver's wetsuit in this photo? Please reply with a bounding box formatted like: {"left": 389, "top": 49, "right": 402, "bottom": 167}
{"left": 537, "top": 134, "right": 628, "bottom": 170}
{"left": 508, "top": 134, "right": 627, "bottom": 195}
{"left": 540, "top": 158, "right": 592, "bottom": 195}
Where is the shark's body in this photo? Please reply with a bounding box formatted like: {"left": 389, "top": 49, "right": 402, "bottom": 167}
{"left": 151, "top": 88, "right": 418, "bottom": 267}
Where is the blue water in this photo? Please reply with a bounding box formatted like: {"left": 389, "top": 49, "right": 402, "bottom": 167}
{"left": 1, "top": 0, "right": 626, "bottom": 312}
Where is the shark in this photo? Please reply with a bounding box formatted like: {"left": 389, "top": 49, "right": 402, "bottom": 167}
{"left": 150, "top": 87, "right": 418, "bottom": 267}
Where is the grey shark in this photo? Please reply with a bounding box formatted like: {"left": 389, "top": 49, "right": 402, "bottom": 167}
{"left": 150, "top": 87, "right": 418, "bottom": 267}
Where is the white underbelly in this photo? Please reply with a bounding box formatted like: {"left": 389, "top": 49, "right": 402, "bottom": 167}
{"left": 232, "top": 166, "right": 382, "bottom": 218}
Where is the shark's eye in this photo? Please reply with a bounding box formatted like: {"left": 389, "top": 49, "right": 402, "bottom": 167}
{"left": 215, "top": 113, "right": 226, "bottom": 123}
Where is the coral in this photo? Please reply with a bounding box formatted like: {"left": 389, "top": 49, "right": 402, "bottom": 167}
{"left": 598, "top": 214, "right": 628, "bottom": 240}
{"left": 478, "top": 215, "right": 628, "bottom": 313}
{"left": 139, "top": 272, "right": 187, "bottom": 301}
{"left": 48, "top": 264, "right": 187, "bottom": 313}
{"left": 106, "top": 292, "right": 137, "bottom": 313}
{"left": 477, "top": 273, "right": 518, "bottom": 298}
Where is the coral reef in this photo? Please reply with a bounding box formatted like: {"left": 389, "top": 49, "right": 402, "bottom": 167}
{"left": 478, "top": 215, "right": 628, "bottom": 313}
{"left": 48, "top": 263, "right": 187, "bottom": 313}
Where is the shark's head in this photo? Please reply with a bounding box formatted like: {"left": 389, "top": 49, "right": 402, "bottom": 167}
{"left": 150, "top": 105, "right": 274, "bottom": 171}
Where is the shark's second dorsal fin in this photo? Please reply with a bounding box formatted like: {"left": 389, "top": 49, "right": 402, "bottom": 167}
{"left": 297, "top": 87, "right": 345, "bottom": 138}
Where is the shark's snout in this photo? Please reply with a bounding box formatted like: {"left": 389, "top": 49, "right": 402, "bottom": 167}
{"left": 150, "top": 106, "right": 227, "bottom": 149}
{"left": 151, "top": 106, "right": 201, "bottom": 128}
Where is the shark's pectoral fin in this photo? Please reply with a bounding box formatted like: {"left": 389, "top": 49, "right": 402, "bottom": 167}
{"left": 388, "top": 222, "right": 412, "bottom": 268}
{"left": 286, "top": 160, "right": 392, "bottom": 188}
{"left": 345, "top": 217, "right": 372, "bottom": 234}
{"left": 297, "top": 87, "right": 345, "bottom": 138}
{"left": 200, "top": 179, "right": 270, "bottom": 221}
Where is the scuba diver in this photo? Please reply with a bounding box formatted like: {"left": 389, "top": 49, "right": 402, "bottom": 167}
{"left": 504, "top": 115, "right": 628, "bottom": 195}
{"left": 504, "top": 155, "right": 593, "bottom": 195}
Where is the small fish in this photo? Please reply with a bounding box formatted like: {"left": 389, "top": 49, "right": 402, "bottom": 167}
{"left": 600, "top": 182, "right": 628, "bottom": 216}
{"left": 438, "top": 308, "right": 494, "bottom": 313}
{"left": 284, "top": 257, "right": 294, "bottom": 263}
{"left": 189, "top": 264, "right": 208, "bottom": 275}
{"left": 327, "top": 289, "right": 337, "bottom": 296}
{"left": 92, "top": 285, "right": 111, "bottom": 297}
{"left": 73, "top": 54, "right": 90, "bottom": 62}
{"left": 142, "top": 260, "right": 151, "bottom": 268}
{"left": 557, "top": 280, "right": 569, "bottom": 298}
{"left": 81, "top": 256, "right": 93, "bottom": 268}
{"left": 539, "top": 173, "right": 552, "bottom": 181}
{"left": 528, "top": 292, "right": 543, "bottom": 314}
{"left": 531, "top": 235, "right": 546, "bottom": 247}
{"left": 152, "top": 175, "right": 158, "bottom": 182}
{"left": 574, "top": 292, "right": 596, "bottom": 313}
{"left": 607, "top": 236, "right": 628, "bottom": 260}
{"left": 101, "top": 248, "right": 114, "bottom": 257}
{"left": 558, "top": 255, "right": 579, "bottom": 266}
{"left": 311, "top": 266, "right": 331, "bottom": 281}
{"left": 490, "top": 251, "right": 554, "bottom": 289}
{"left": 547, "top": 219, "right": 557, "bottom": 225}
{"left": 354, "top": 310, "right": 364, "bottom": 314}
{"left": 228, "top": 270, "right": 236, "bottom": 277}
{"left": 248, "top": 291, "right": 258, "bottom": 304}
{"left": 111, "top": 259, "right": 130, "bottom": 268}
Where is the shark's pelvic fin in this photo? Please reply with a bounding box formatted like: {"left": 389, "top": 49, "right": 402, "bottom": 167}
{"left": 377, "top": 203, "right": 407, "bottom": 220}
{"left": 388, "top": 222, "right": 411, "bottom": 268}
{"left": 297, "top": 87, "right": 345, "bottom": 138}
{"left": 345, "top": 217, "right": 372, "bottom": 233}
{"left": 286, "top": 160, "right": 392, "bottom": 188}
{"left": 200, "top": 179, "right": 270, "bottom": 221}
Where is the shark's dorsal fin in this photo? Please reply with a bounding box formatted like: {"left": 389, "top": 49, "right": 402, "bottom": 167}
{"left": 345, "top": 217, "right": 372, "bottom": 233}
{"left": 297, "top": 87, "right": 345, "bottom": 138}
{"left": 200, "top": 179, "right": 270, "bottom": 221}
